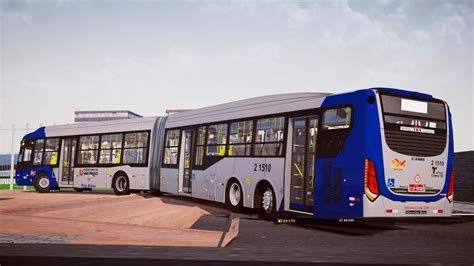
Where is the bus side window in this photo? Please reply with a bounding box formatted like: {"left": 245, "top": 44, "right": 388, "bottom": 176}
{"left": 206, "top": 123, "right": 227, "bottom": 156}
{"left": 100, "top": 134, "right": 123, "bottom": 164}
{"left": 228, "top": 120, "right": 253, "bottom": 156}
{"left": 254, "top": 117, "right": 285, "bottom": 156}
{"left": 163, "top": 129, "right": 180, "bottom": 165}
{"left": 43, "top": 138, "right": 60, "bottom": 165}
{"left": 123, "top": 132, "right": 149, "bottom": 164}
{"left": 78, "top": 136, "right": 100, "bottom": 165}
{"left": 319, "top": 107, "right": 352, "bottom": 157}
{"left": 33, "top": 139, "right": 45, "bottom": 165}
{"left": 23, "top": 143, "right": 33, "bottom": 162}
{"left": 195, "top": 126, "right": 206, "bottom": 166}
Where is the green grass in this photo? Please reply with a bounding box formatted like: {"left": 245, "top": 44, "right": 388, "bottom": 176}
{"left": 0, "top": 184, "right": 112, "bottom": 191}
{"left": 0, "top": 184, "right": 34, "bottom": 190}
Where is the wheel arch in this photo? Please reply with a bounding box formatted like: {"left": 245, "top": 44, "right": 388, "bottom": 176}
{"left": 112, "top": 170, "right": 129, "bottom": 180}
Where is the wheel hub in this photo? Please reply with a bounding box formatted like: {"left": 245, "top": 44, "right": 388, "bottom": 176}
{"left": 262, "top": 189, "right": 273, "bottom": 214}
{"left": 229, "top": 183, "right": 241, "bottom": 206}
{"left": 116, "top": 176, "right": 126, "bottom": 192}
{"left": 39, "top": 177, "right": 49, "bottom": 189}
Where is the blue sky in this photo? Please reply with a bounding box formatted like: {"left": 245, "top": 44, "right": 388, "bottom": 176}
{"left": 0, "top": 0, "right": 472, "bottom": 153}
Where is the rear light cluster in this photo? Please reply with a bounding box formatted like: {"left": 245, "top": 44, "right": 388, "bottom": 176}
{"left": 364, "top": 158, "right": 379, "bottom": 202}
{"left": 447, "top": 169, "right": 454, "bottom": 203}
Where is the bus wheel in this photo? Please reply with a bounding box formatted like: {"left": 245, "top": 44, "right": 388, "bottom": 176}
{"left": 112, "top": 173, "right": 130, "bottom": 196}
{"left": 73, "top": 188, "right": 84, "bottom": 192}
{"left": 225, "top": 180, "right": 243, "bottom": 212}
{"left": 33, "top": 173, "right": 50, "bottom": 193}
{"left": 261, "top": 185, "right": 277, "bottom": 221}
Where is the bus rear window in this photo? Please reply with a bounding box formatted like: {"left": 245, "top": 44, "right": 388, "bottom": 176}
{"left": 380, "top": 93, "right": 447, "bottom": 157}
{"left": 381, "top": 95, "right": 445, "bottom": 120}
{"left": 322, "top": 107, "right": 351, "bottom": 130}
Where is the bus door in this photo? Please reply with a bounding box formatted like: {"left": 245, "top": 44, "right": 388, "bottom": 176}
{"left": 179, "top": 129, "right": 194, "bottom": 194}
{"left": 285, "top": 116, "right": 318, "bottom": 214}
{"left": 59, "top": 137, "right": 77, "bottom": 186}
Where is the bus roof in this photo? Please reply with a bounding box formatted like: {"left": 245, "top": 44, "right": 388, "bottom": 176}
{"left": 24, "top": 116, "right": 159, "bottom": 139}
{"left": 165, "top": 92, "right": 330, "bottom": 128}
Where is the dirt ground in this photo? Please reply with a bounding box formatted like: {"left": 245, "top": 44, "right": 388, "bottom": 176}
{"left": 0, "top": 190, "right": 237, "bottom": 247}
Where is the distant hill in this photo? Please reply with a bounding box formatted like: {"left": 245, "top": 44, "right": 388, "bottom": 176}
{"left": 454, "top": 151, "right": 474, "bottom": 202}
{"left": 0, "top": 154, "right": 18, "bottom": 165}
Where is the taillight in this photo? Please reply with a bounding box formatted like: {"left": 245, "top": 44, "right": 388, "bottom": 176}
{"left": 447, "top": 169, "right": 454, "bottom": 203}
{"left": 364, "top": 158, "right": 379, "bottom": 202}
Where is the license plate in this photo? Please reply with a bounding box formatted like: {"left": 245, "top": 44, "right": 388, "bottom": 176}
{"left": 408, "top": 184, "right": 425, "bottom": 192}
{"left": 406, "top": 210, "right": 427, "bottom": 215}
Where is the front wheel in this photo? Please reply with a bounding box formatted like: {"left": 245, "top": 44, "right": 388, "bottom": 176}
{"left": 261, "top": 186, "right": 277, "bottom": 221}
{"left": 112, "top": 174, "right": 130, "bottom": 195}
{"left": 33, "top": 173, "right": 50, "bottom": 193}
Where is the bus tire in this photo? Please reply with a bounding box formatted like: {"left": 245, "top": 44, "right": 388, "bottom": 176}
{"left": 260, "top": 184, "right": 277, "bottom": 221}
{"left": 33, "top": 173, "right": 50, "bottom": 193}
{"left": 225, "top": 179, "right": 243, "bottom": 213}
{"left": 74, "top": 188, "right": 84, "bottom": 192}
{"left": 112, "top": 173, "right": 130, "bottom": 196}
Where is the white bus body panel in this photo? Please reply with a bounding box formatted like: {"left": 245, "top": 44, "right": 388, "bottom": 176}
{"left": 160, "top": 157, "right": 285, "bottom": 209}
{"left": 43, "top": 117, "right": 157, "bottom": 190}
{"left": 363, "top": 195, "right": 452, "bottom": 217}
{"left": 366, "top": 93, "right": 451, "bottom": 217}
{"left": 72, "top": 166, "right": 150, "bottom": 190}
{"left": 165, "top": 93, "right": 329, "bottom": 129}
{"left": 44, "top": 117, "right": 157, "bottom": 137}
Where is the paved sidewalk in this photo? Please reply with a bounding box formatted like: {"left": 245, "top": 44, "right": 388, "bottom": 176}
{"left": 0, "top": 190, "right": 236, "bottom": 247}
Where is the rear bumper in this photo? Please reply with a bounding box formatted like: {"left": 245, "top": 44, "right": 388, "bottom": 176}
{"left": 363, "top": 195, "right": 452, "bottom": 217}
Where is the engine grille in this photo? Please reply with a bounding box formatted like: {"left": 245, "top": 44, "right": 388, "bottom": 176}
{"left": 384, "top": 130, "right": 447, "bottom": 157}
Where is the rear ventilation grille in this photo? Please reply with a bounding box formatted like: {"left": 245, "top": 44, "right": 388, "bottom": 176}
{"left": 385, "top": 130, "right": 447, "bottom": 157}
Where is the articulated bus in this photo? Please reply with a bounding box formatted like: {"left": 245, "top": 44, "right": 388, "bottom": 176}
{"left": 16, "top": 88, "right": 454, "bottom": 219}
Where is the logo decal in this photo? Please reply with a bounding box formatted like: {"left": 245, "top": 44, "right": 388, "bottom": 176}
{"left": 392, "top": 159, "right": 406, "bottom": 170}
{"left": 414, "top": 174, "right": 421, "bottom": 183}
{"left": 388, "top": 178, "right": 395, "bottom": 188}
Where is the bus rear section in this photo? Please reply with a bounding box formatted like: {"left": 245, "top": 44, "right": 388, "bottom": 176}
{"left": 364, "top": 89, "right": 454, "bottom": 217}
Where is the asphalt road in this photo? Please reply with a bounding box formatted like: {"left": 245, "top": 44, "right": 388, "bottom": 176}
{"left": 1, "top": 209, "right": 473, "bottom": 265}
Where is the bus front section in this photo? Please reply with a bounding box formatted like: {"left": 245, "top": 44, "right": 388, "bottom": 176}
{"left": 364, "top": 88, "right": 454, "bottom": 217}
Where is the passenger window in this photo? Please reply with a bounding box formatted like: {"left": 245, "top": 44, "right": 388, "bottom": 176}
{"left": 43, "top": 138, "right": 60, "bottom": 165}
{"left": 207, "top": 123, "right": 227, "bottom": 156}
{"left": 195, "top": 126, "right": 206, "bottom": 166}
{"left": 78, "top": 135, "right": 100, "bottom": 164}
{"left": 254, "top": 117, "right": 285, "bottom": 156}
{"left": 228, "top": 120, "right": 253, "bottom": 156}
{"left": 163, "top": 129, "right": 180, "bottom": 165}
{"left": 123, "top": 132, "right": 149, "bottom": 164}
{"left": 319, "top": 106, "right": 352, "bottom": 157}
{"left": 100, "top": 134, "right": 123, "bottom": 164}
{"left": 322, "top": 107, "right": 351, "bottom": 130}
{"left": 33, "top": 139, "right": 44, "bottom": 165}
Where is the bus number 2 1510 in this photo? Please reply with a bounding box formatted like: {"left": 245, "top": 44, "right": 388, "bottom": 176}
{"left": 254, "top": 163, "right": 271, "bottom": 172}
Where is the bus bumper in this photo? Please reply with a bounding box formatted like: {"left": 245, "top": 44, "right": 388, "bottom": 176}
{"left": 363, "top": 195, "right": 453, "bottom": 217}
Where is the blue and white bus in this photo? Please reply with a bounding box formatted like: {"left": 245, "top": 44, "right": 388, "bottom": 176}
{"left": 16, "top": 88, "right": 454, "bottom": 219}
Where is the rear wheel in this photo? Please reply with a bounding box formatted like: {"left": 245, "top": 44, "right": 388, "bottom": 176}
{"left": 225, "top": 180, "right": 243, "bottom": 212}
{"left": 33, "top": 173, "right": 50, "bottom": 193}
{"left": 261, "top": 185, "right": 277, "bottom": 221}
{"left": 112, "top": 173, "right": 130, "bottom": 195}
{"left": 73, "top": 188, "right": 84, "bottom": 192}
